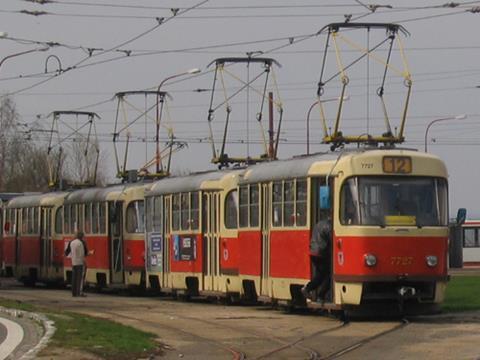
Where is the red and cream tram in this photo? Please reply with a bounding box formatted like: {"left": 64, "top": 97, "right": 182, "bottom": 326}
{"left": 143, "top": 148, "right": 449, "bottom": 311}
{"left": 61, "top": 183, "right": 148, "bottom": 289}
{"left": 236, "top": 148, "right": 449, "bottom": 310}
{"left": 3, "top": 192, "right": 68, "bottom": 285}
{"left": 144, "top": 169, "right": 244, "bottom": 298}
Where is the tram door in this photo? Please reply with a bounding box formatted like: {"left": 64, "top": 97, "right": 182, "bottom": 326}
{"left": 145, "top": 196, "right": 165, "bottom": 288}
{"left": 202, "top": 191, "right": 220, "bottom": 292}
{"left": 260, "top": 183, "right": 271, "bottom": 297}
{"left": 39, "top": 207, "right": 52, "bottom": 277}
{"left": 15, "top": 209, "right": 21, "bottom": 268}
{"left": 109, "top": 201, "right": 124, "bottom": 284}
{"left": 163, "top": 196, "right": 171, "bottom": 288}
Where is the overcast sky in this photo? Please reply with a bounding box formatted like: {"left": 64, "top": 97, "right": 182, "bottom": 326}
{"left": 1, "top": 0, "right": 480, "bottom": 216}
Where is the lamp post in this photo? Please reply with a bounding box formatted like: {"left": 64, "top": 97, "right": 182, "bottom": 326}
{"left": 155, "top": 68, "right": 201, "bottom": 173}
{"left": 0, "top": 46, "right": 49, "bottom": 71}
{"left": 306, "top": 95, "right": 350, "bottom": 155}
{"left": 424, "top": 114, "right": 466, "bottom": 152}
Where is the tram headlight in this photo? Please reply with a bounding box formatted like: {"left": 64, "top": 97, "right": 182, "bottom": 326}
{"left": 364, "top": 253, "right": 377, "bottom": 267}
{"left": 426, "top": 255, "right": 438, "bottom": 267}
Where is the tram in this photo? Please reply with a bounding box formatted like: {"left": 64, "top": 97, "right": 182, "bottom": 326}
{"left": 61, "top": 183, "right": 148, "bottom": 289}
{"left": 141, "top": 148, "right": 449, "bottom": 311}
{"left": 3, "top": 192, "right": 68, "bottom": 285}
{"left": 144, "top": 169, "right": 244, "bottom": 298}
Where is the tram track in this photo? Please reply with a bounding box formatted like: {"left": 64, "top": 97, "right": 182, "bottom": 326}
{"left": 252, "top": 323, "right": 347, "bottom": 360}
{"left": 0, "top": 286, "right": 343, "bottom": 359}
{"left": 319, "top": 319, "right": 409, "bottom": 360}
{"left": 86, "top": 307, "right": 249, "bottom": 360}
{"left": 0, "top": 286, "right": 410, "bottom": 360}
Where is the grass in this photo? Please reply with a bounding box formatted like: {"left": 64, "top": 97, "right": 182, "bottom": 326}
{"left": 442, "top": 276, "right": 480, "bottom": 312}
{"left": 0, "top": 299, "right": 161, "bottom": 359}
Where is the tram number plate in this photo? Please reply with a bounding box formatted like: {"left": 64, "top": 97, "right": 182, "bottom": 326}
{"left": 391, "top": 256, "right": 413, "bottom": 266}
{"left": 382, "top": 156, "right": 412, "bottom": 174}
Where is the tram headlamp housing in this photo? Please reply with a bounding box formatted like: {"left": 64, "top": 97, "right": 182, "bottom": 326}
{"left": 364, "top": 253, "right": 377, "bottom": 267}
{"left": 426, "top": 255, "right": 438, "bottom": 267}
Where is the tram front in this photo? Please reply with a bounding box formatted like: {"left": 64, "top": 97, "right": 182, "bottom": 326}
{"left": 332, "top": 149, "right": 449, "bottom": 312}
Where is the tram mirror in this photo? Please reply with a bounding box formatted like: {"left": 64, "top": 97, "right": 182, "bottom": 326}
{"left": 319, "top": 186, "right": 331, "bottom": 210}
{"left": 456, "top": 208, "right": 467, "bottom": 225}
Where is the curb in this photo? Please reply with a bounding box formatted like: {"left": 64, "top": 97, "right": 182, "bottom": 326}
{"left": 0, "top": 306, "right": 56, "bottom": 359}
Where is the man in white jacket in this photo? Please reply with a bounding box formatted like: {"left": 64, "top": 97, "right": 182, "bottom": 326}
{"left": 66, "top": 231, "right": 88, "bottom": 297}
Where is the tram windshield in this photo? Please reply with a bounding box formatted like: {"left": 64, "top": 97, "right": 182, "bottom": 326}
{"left": 340, "top": 177, "right": 448, "bottom": 226}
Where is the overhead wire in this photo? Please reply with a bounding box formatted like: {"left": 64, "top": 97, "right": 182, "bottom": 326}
{"left": 4, "top": 2, "right": 480, "bottom": 157}
{"left": 1, "top": 0, "right": 211, "bottom": 98}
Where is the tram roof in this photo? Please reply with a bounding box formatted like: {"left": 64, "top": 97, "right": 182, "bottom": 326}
{"left": 240, "top": 148, "right": 446, "bottom": 183}
{"left": 64, "top": 183, "right": 147, "bottom": 204}
{"left": 6, "top": 191, "right": 68, "bottom": 208}
{"left": 240, "top": 152, "right": 337, "bottom": 183}
{"left": 0, "top": 193, "right": 25, "bottom": 202}
{"left": 148, "top": 169, "right": 243, "bottom": 196}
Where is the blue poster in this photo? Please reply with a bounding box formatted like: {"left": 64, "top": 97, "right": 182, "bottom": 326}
{"left": 173, "top": 235, "right": 180, "bottom": 261}
{"left": 151, "top": 232, "right": 163, "bottom": 252}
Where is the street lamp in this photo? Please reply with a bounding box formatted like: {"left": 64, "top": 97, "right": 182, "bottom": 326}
{"left": 155, "top": 68, "right": 201, "bottom": 173}
{"left": 0, "top": 46, "right": 49, "bottom": 71}
{"left": 306, "top": 95, "right": 350, "bottom": 155}
{"left": 424, "top": 114, "right": 466, "bottom": 152}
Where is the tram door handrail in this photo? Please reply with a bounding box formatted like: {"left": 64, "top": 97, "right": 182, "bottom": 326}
{"left": 260, "top": 183, "right": 271, "bottom": 297}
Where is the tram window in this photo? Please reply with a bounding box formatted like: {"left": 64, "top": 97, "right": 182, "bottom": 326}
{"left": 172, "top": 194, "right": 180, "bottom": 231}
{"left": 464, "top": 228, "right": 479, "bottom": 247}
{"left": 27, "top": 208, "right": 33, "bottom": 233}
{"left": 71, "top": 205, "right": 77, "bottom": 233}
{"left": 181, "top": 193, "right": 189, "bottom": 230}
{"left": 250, "top": 185, "right": 259, "bottom": 227}
{"left": 342, "top": 176, "right": 448, "bottom": 226}
{"left": 284, "top": 181, "right": 295, "bottom": 227}
{"left": 126, "top": 200, "right": 145, "bottom": 233}
{"left": 272, "top": 182, "right": 283, "bottom": 227}
{"left": 63, "top": 205, "right": 68, "bottom": 234}
{"left": 126, "top": 202, "right": 138, "bottom": 233}
{"left": 153, "top": 196, "right": 162, "bottom": 232}
{"left": 33, "top": 207, "right": 39, "bottom": 233}
{"left": 84, "top": 203, "right": 92, "bottom": 234}
{"left": 5, "top": 209, "right": 13, "bottom": 235}
{"left": 145, "top": 197, "right": 153, "bottom": 232}
{"left": 165, "top": 197, "right": 171, "bottom": 233}
{"left": 4, "top": 210, "right": 9, "bottom": 235}
{"left": 138, "top": 201, "right": 145, "bottom": 233}
{"left": 55, "top": 206, "right": 63, "bottom": 234}
{"left": 225, "top": 190, "right": 238, "bottom": 229}
{"left": 239, "top": 186, "right": 249, "bottom": 228}
{"left": 191, "top": 192, "right": 199, "bottom": 230}
{"left": 296, "top": 179, "right": 307, "bottom": 226}
{"left": 77, "top": 204, "right": 83, "bottom": 233}
{"left": 99, "top": 203, "right": 106, "bottom": 234}
{"left": 340, "top": 179, "right": 360, "bottom": 225}
{"left": 92, "top": 203, "right": 99, "bottom": 234}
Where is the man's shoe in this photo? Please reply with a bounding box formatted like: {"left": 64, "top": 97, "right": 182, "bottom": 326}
{"left": 79, "top": 293, "right": 87, "bottom": 297}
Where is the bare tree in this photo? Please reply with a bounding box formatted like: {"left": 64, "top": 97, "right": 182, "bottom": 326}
{"left": 0, "top": 97, "right": 18, "bottom": 190}
{"left": 0, "top": 96, "right": 50, "bottom": 192}
{"left": 62, "top": 138, "right": 107, "bottom": 187}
